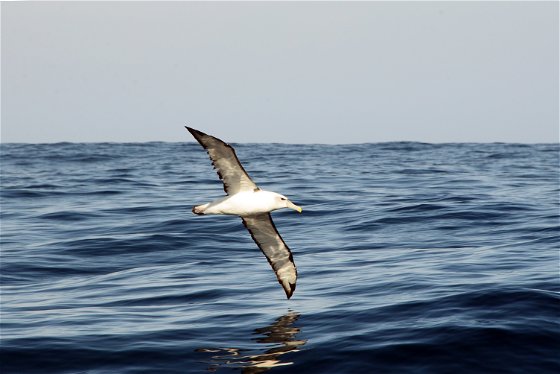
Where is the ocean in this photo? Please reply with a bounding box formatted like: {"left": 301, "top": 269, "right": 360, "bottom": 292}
{"left": 1, "top": 141, "right": 559, "bottom": 373}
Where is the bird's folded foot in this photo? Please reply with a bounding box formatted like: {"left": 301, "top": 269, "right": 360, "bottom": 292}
{"left": 192, "top": 205, "right": 205, "bottom": 215}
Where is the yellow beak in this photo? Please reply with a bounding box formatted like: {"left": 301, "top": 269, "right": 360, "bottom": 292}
{"left": 287, "top": 201, "right": 302, "bottom": 213}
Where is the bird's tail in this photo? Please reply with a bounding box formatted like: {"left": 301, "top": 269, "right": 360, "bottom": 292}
{"left": 192, "top": 203, "right": 209, "bottom": 215}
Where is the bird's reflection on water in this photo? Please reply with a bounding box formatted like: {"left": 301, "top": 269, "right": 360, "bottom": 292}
{"left": 196, "top": 312, "right": 306, "bottom": 373}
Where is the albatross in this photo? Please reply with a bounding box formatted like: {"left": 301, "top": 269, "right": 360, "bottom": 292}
{"left": 186, "top": 127, "right": 302, "bottom": 299}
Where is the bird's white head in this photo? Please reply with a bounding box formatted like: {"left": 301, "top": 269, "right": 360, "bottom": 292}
{"left": 269, "top": 192, "right": 302, "bottom": 213}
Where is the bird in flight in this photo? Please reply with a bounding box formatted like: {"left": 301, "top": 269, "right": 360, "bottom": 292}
{"left": 186, "top": 127, "right": 302, "bottom": 299}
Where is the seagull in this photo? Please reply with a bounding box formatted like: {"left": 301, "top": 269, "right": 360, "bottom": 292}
{"left": 186, "top": 127, "right": 302, "bottom": 299}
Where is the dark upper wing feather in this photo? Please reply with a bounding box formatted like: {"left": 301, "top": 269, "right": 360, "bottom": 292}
{"left": 242, "top": 213, "right": 297, "bottom": 299}
{"left": 186, "top": 127, "right": 258, "bottom": 195}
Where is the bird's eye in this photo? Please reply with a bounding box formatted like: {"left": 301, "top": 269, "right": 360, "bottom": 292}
{"left": 280, "top": 197, "right": 286, "bottom": 201}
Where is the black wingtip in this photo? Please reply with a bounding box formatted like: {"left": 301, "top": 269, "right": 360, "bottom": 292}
{"left": 186, "top": 126, "right": 211, "bottom": 140}
{"left": 185, "top": 126, "right": 207, "bottom": 143}
{"left": 284, "top": 282, "right": 296, "bottom": 299}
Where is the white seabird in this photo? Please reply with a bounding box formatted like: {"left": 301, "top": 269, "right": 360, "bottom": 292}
{"left": 186, "top": 127, "right": 302, "bottom": 299}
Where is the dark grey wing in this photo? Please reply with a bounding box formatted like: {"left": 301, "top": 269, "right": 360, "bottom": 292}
{"left": 242, "top": 213, "right": 297, "bottom": 299}
{"left": 186, "top": 127, "right": 258, "bottom": 195}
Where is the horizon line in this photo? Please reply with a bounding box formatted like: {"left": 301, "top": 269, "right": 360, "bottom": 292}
{"left": 1, "top": 140, "right": 558, "bottom": 146}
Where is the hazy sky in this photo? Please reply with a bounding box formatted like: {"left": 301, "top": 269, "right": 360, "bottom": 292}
{"left": 2, "top": 2, "right": 558, "bottom": 144}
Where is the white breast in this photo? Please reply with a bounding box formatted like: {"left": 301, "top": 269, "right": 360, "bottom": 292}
{"left": 204, "top": 190, "right": 279, "bottom": 216}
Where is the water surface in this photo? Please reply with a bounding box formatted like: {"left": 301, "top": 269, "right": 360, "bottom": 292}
{"left": 1, "top": 142, "right": 559, "bottom": 373}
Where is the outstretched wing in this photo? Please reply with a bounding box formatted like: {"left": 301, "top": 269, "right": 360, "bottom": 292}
{"left": 242, "top": 213, "right": 297, "bottom": 299}
{"left": 186, "top": 127, "right": 258, "bottom": 195}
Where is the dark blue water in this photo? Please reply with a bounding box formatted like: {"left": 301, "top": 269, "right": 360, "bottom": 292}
{"left": 1, "top": 142, "right": 559, "bottom": 373}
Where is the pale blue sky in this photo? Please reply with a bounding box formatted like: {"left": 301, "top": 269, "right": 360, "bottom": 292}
{"left": 2, "top": 2, "right": 558, "bottom": 144}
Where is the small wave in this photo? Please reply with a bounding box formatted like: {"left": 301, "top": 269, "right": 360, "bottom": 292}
{"left": 388, "top": 203, "right": 448, "bottom": 212}
{"left": 38, "top": 211, "right": 101, "bottom": 221}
